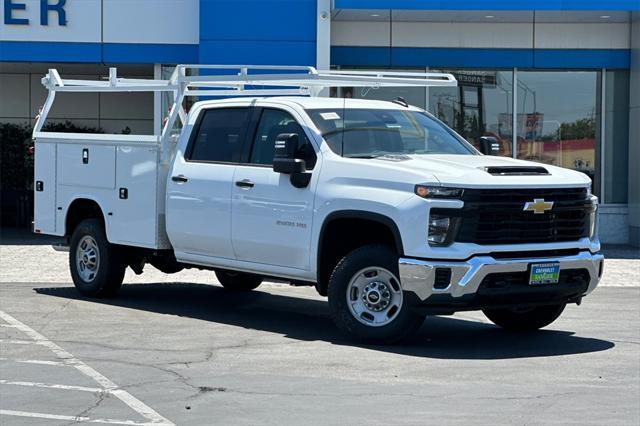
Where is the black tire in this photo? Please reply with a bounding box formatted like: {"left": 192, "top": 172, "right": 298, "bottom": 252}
{"left": 215, "top": 270, "right": 263, "bottom": 292}
{"left": 69, "top": 218, "right": 126, "bottom": 298}
{"left": 483, "top": 303, "right": 566, "bottom": 331}
{"left": 327, "top": 245, "right": 425, "bottom": 344}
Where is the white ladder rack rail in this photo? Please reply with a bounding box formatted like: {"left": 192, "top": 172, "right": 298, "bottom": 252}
{"left": 34, "top": 65, "right": 457, "bottom": 158}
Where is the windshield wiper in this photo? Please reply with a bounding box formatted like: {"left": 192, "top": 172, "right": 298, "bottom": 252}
{"left": 345, "top": 151, "right": 397, "bottom": 159}
{"left": 346, "top": 154, "right": 384, "bottom": 159}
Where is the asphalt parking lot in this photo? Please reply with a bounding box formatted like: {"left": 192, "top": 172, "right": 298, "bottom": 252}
{"left": 1, "top": 231, "right": 639, "bottom": 425}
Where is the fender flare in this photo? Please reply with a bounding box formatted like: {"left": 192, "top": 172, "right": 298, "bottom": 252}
{"left": 316, "top": 210, "right": 404, "bottom": 283}
{"left": 64, "top": 196, "right": 109, "bottom": 237}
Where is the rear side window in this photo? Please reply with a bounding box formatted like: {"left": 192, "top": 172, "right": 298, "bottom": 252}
{"left": 188, "top": 108, "right": 251, "bottom": 163}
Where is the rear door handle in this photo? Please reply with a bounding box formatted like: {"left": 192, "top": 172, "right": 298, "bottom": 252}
{"left": 235, "top": 179, "right": 254, "bottom": 188}
{"left": 171, "top": 174, "right": 188, "bottom": 183}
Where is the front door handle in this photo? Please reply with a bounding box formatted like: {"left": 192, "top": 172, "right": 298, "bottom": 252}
{"left": 235, "top": 179, "right": 254, "bottom": 188}
{"left": 171, "top": 174, "right": 188, "bottom": 183}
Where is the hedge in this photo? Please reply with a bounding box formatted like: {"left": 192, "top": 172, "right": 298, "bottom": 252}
{"left": 0, "top": 121, "right": 104, "bottom": 191}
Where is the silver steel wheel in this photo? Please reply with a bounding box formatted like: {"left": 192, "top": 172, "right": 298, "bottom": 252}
{"left": 346, "top": 267, "right": 403, "bottom": 327}
{"left": 76, "top": 235, "right": 100, "bottom": 283}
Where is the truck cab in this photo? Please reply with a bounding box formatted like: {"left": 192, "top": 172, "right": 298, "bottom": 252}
{"left": 33, "top": 66, "right": 604, "bottom": 343}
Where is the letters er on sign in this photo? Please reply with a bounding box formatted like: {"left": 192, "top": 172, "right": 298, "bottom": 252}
{"left": 4, "top": 0, "right": 67, "bottom": 26}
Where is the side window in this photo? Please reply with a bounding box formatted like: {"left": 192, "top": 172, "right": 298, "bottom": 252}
{"left": 188, "top": 108, "right": 251, "bottom": 163}
{"left": 250, "top": 109, "right": 317, "bottom": 169}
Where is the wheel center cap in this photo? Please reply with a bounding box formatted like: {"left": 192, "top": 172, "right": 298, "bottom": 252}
{"left": 367, "top": 291, "right": 381, "bottom": 304}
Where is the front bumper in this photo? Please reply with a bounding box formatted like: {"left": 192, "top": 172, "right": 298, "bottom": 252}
{"left": 399, "top": 251, "right": 604, "bottom": 310}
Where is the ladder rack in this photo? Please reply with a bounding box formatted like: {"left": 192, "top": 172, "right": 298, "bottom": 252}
{"left": 34, "top": 65, "right": 457, "bottom": 157}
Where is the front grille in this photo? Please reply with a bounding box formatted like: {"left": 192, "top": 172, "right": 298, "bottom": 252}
{"left": 438, "top": 187, "right": 593, "bottom": 245}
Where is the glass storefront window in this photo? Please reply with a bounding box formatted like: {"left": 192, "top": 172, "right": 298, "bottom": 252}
{"left": 603, "top": 70, "right": 629, "bottom": 203}
{"left": 428, "top": 70, "right": 514, "bottom": 157}
{"left": 516, "top": 71, "right": 600, "bottom": 184}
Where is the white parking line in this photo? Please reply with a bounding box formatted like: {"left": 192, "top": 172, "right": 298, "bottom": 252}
{"left": 0, "top": 310, "right": 174, "bottom": 426}
{"left": 0, "top": 409, "right": 166, "bottom": 426}
{"left": 0, "top": 379, "right": 104, "bottom": 393}
{"left": 0, "top": 357, "right": 67, "bottom": 366}
{"left": 0, "top": 338, "right": 43, "bottom": 345}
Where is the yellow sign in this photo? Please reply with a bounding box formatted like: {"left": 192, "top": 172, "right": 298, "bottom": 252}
{"left": 523, "top": 198, "right": 554, "bottom": 214}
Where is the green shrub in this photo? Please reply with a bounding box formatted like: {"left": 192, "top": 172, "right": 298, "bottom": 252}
{"left": 0, "top": 122, "right": 33, "bottom": 191}
{"left": 0, "top": 121, "right": 104, "bottom": 191}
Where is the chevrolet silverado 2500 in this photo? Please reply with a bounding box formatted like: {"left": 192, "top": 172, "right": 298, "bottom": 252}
{"left": 33, "top": 66, "right": 603, "bottom": 343}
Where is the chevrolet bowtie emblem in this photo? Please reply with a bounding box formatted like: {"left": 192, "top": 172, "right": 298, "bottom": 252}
{"left": 523, "top": 198, "right": 554, "bottom": 214}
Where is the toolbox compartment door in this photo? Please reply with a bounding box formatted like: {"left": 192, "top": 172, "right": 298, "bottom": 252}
{"left": 108, "top": 145, "right": 160, "bottom": 247}
{"left": 33, "top": 142, "right": 57, "bottom": 234}
{"left": 58, "top": 144, "right": 116, "bottom": 189}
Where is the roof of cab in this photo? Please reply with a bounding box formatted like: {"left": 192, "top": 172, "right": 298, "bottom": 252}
{"left": 192, "top": 96, "right": 423, "bottom": 112}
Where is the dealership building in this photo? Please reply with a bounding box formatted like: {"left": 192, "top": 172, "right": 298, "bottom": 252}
{"left": 1, "top": 0, "right": 639, "bottom": 246}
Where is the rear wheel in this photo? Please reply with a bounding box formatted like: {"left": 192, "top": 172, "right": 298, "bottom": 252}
{"left": 215, "top": 270, "right": 263, "bottom": 292}
{"left": 328, "top": 245, "right": 425, "bottom": 344}
{"left": 483, "top": 303, "right": 566, "bottom": 331}
{"left": 69, "top": 219, "right": 125, "bottom": 297}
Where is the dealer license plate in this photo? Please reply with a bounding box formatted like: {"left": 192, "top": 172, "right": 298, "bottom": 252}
{"left": 529, "top": 263, "right": 560, "bottom": 285}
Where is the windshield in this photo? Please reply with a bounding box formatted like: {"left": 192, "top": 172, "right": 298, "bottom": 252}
{"left": 307, "top": 108, "right": 477, "bottom": 158}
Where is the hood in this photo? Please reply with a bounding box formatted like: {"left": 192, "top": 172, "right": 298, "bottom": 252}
{"left": 374, "top": 154, "right": 592, "bottom": 189}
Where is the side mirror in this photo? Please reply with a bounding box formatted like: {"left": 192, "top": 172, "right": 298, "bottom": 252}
{"left": 478, "top": 136, "right": 501, "bottom": 156}
{"left": 273, "top": 133, "right": 306, "bottom": 174}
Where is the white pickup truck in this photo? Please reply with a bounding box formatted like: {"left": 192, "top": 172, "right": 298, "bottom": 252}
{"left": 33, "top": 66, "right": 603, "bottom": 343}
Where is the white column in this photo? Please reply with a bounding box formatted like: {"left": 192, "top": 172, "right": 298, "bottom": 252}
{"left": 316, "top": 0, "right": 331, "bottom": 96}
{"left": 316, "top": 0, "right": 331, "bottom": 70}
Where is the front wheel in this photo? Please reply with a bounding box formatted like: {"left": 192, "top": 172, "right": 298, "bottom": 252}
{"left": 69, "top": 219, "right": 126, "bottom": 297}
{"left": 483, "top": 303, "right": 566, "bottom": 331}
{"left": 215, "top": 270, "right": 263, "bottom": 292}
{"left": 328, "top": 245, "right": 425, "bottom": 344}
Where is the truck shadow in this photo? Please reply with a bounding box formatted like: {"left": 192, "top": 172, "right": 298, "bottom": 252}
{"left": 34, "top": 282, "right": 615, "bottom": 360}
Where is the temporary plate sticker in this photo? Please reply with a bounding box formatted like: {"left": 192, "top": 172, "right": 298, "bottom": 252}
{"left": 320, "top": 112, "right": 340, "bottom": 120}
{"left": 529, "top": 263, "right": 560, "bottom": 285}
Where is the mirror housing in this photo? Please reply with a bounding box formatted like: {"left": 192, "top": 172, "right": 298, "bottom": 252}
{"left": 478, "top": 136, "right": 501, "bottom": 156}
{"left": 273, "top": 133, "right": 306, "bottom": 174}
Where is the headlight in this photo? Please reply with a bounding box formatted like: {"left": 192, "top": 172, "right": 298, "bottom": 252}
{"left": 415, "top": 185, "right": 463, "bottom": 199}
{"left": 428, "top": 214, "right": 452, "bottom": 245}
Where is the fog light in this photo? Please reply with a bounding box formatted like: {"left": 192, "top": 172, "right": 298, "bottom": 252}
{"left": 428, "top": 214, "right": 451, "bottom": 245}
{"left": 433, "top": 268, "right": 452, "bottom": 289}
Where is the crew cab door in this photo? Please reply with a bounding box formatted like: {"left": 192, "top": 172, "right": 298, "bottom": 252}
{"left": 231, "top": 107, "right": 318, "bottom": 270}
{"left": 166, "top": 107, "right": 252, "bottom": 260}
